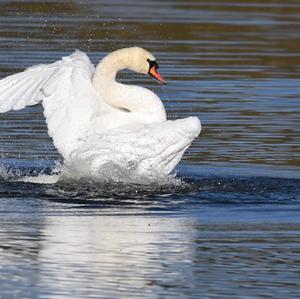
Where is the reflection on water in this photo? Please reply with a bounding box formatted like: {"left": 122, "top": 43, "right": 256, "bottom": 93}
{"left": 0, "top": 0, "right": 300, "bottom": 168}
{"left": 1, "top": 206, "right": 300, "bottom": 299}
{"left": 1, "top": 0, "right": 300, "bottom": 298}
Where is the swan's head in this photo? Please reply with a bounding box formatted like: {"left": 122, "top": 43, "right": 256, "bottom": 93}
{"left": 123, "top": 47, "right": 166, "bottom": 84}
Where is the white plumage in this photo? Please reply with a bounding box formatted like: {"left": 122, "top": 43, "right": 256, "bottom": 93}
{"left": 0, "top": 47, "right": 201, "bottom": 178}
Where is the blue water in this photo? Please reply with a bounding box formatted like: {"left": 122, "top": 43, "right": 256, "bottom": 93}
{"left": 1, "top": 0, "right": 300, "bottom": 298}
{"left": 1, "top": 161, "right": 300, "bottom": 298}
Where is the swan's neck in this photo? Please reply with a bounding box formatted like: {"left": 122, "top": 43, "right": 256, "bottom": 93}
{"left": 92, "top": 49, "right": 166, "bottom": 122}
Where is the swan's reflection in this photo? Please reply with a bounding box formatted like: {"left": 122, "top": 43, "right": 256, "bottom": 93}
{"left": 2, "top": 197, "right": 299, "bottom": 299}
{"left": 37, "top": 214, "right": 197, "bottom": 298}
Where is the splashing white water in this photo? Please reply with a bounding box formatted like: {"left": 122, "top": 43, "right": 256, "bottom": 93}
{"left": 0, "top": 159, "right": 182, "bottom": 186}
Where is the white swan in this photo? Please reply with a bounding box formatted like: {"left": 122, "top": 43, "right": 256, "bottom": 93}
{"left": 0, "top": 47, "right": 201, "bottom": 179}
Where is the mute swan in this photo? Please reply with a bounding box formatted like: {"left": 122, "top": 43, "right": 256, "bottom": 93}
{"left": 0, "top": 47, "right": 201, "bottom": 179}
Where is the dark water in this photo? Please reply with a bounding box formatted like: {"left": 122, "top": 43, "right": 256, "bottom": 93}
{"left": 0, "top": 1, "right": 300, "bottom": 298}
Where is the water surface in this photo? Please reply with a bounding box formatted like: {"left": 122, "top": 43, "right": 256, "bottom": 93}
{"left": 0, "top": 0, "right": 300, "bottom": 298}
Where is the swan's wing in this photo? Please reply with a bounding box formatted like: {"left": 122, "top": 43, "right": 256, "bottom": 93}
{"left": 0, "top": 50, "right": 101, "bottom": 159}
{"left": 0, "top": 62, "right": 59, "bottom": 112}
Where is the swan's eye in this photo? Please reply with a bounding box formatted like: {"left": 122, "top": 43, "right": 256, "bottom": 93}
{"left": 147, "top": 59, "right": 166, "bottom": 83}
{"left": 147, "top": 59, "right": 159, "bottom": 72}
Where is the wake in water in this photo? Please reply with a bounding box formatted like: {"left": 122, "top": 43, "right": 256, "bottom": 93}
{"left": 1, "top": 159, "right": 300, "bottom": 206}
{"left": 0, "top": 159, "right": 194, "bottom": 208}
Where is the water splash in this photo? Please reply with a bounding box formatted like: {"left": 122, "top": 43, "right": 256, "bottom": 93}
{"left": 1, "top": 159, "right": 299, "bottom": 207}
{"left": 0, "top": 158, "right": 184, "bottom": 187}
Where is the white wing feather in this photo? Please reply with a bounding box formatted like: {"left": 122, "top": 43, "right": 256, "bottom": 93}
{"left": 0, "top": 51, "right": 102, "bottom": 159}
{"left": 0, "top": 64, "right": 57, "bottom": 112}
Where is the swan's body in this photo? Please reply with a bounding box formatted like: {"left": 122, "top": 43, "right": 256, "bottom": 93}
{"left": 0, "top": 47, "right": 201, "bottom": 178}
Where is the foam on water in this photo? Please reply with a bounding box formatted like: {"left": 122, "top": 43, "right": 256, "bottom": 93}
{"left": 0, "top": 158, "right": 184, "bottom": 189}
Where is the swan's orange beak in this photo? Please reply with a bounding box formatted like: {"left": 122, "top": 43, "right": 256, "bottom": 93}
{"left": 149, "top": 66, "right": 166, "bottom": 84}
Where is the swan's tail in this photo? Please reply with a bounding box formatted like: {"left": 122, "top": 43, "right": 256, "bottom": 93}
{"left": 65, "top": 116, "right": 201, "bottom": 179}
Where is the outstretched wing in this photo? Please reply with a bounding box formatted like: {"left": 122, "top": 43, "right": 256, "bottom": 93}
{"left": 0, "top": 63, "right": 57, "bottom": 112}
{"left": 0, "top": 51, "right": 102, "bottom": 159}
